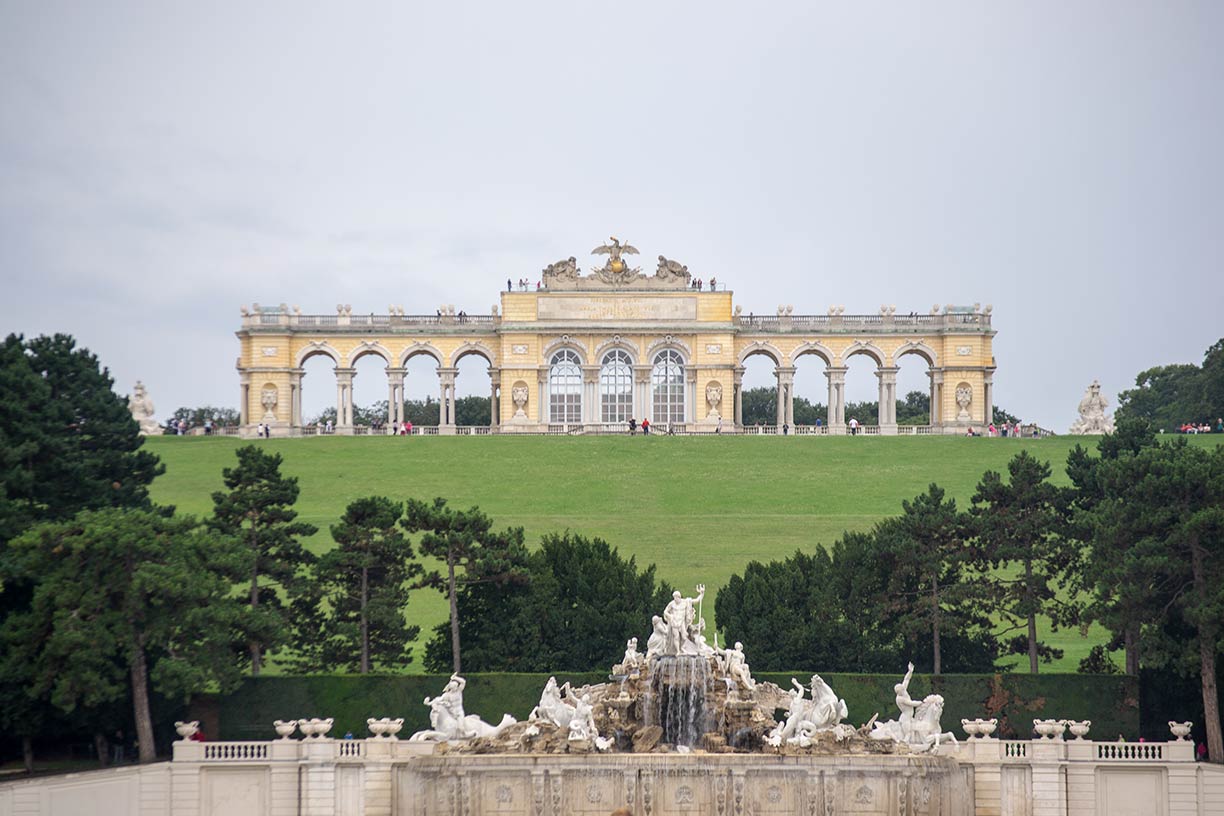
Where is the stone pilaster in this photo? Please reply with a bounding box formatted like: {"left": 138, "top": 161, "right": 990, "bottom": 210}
{"left": 825, "top": 366, "right": 847, "bottom": 432}
{"left": 876, "top": 366, "right": 899, "bottom": 432}
{"left": 334, "top": 368, "right": 355, "bottom": 433}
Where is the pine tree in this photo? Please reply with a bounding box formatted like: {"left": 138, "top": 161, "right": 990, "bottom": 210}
{"left": 302, "top": 497, "right": 422, "bottom": 673}
{"left": 402, "top": 498, "right": 529, "bottom": 674}
{"left": 209, "top": 446, "right": 317, "bottom": 675}
{"left": 971, "top": 451, "right": 1075, "bottom": 674}
{"left": 0, "top": 509, "right": 250, "bottom": 763}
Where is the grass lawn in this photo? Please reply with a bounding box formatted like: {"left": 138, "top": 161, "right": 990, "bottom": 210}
{"left": 144, "top": 433, "right": 1222, "bottom": 673}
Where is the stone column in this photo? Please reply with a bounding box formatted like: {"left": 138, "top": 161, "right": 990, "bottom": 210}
{"left": 582, "top": 365, "right": 600, "bottom": 424}
{"left": 489, "top": 368, "right": 500, "bottom": 427}
{"left": 733, "top": 366, "right": 745, "bottom": 427}
{"left": 239, "top": 372, "right": 250, "bottom": 427}
{"left": 386, "top": 368, "right": 405, "bottom": 428}
{"left": 929, "top": 369, "right": 943, "bottom": 426}
{"left": 537, "top": 368, "right": 549, "bottom": 425}
{"left": 775, "top": 366, "right": 796, "bottom": 427}
{"left": 825, "top": 366, "right": 847, "bottom": 432}
{"left": 876, "top": 366, "right": 899, "bottom": 433}
{"left": 438, "top": 367, "right": 457, "bottom": 431}
{"left": 334, "top": 368, "right": 355, "bottom": 432}
{"left": 633, "top": 365, "right": 652, "bottom": 423}
{"left": 774, "top": 367, "right": 785, "bottom": 427}
{"left": 289, "top": 369, "right": 303, "bottom": 428}
{"left": 685, "top": 367, "right": 698, "bottom": 424}
{"left": 983, "top": 371, "right": 994, "bottom": 427}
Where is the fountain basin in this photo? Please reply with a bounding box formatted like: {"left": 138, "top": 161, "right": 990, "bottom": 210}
{"left": 397, "top": 752, "right": 969, "bottom": 815}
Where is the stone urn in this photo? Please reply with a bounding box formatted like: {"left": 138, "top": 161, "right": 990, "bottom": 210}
{"left": 1033, "top": 719, "right": 1059, "bottom": 739}
{"left": 1066, "top": 720, "right": 1091, "bottom": 740}
{"left": 298, "top": 720, "right": 317, "bottom": 738}
{"left": 1049, "top": 720, "right": 1067, "bottom": 740}
{"left": 961, "top": 719, "right": 981, "bottom": 738}
{"left": 978, "top": 718, "right": 998, "bottom": 738}
{"left": 174, "top": 720, "right": 200, "bottom": 741}
{"left": 1169, "top": 721, "right": 1193, "bottom": 741}
{"left": 273, "top": 719, "right": 298, "bottom": 740}
{"left": 301, "top": 717, "right": 334, "bottom": 739}
{"left": 384, "top": 718, "right": 404, "bottom": 739}
{"left": 367, "top": 718, "right": 387, "bottom": 738}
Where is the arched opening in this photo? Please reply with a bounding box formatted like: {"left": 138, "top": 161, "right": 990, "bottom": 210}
{"left": 599, "top": 349, "right": 634, "bottom": 424}
{"left": 454, "top": 348, "right": 495, "bottom": 426}
{"left": 895, "top": 347, "right": 936, "bottom": 426}
{"left": 548, "top": 349, "right": 582, "bottom": 424}
{"left": 402, "top": 351, "right": 442, "bottom": 427}
{"left": 738, "top": 348, "right": 779, "bottom": 428}
{"left": 792, "top": 348, "right": 831, "bottom": 428}
{"left": 844, "top": 347, "right": 883, "bottom": 427}
{"left": 299, "top": 349, "right": 340, "bottom": 431}
{"left": 651, "top": 349, "right": 685, "bottom": 426}
{"left": 351, "top": 349, "right": 390, "bottom": 431}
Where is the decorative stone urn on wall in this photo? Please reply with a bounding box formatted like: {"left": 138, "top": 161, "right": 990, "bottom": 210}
{"left": 261, "top": 385, "right": 279, "bottom": 422}
{"left": 955, "top": 383, "right": 972, "bottom": 422}
{"left": 510, "top": 382, "right": 530, "bottom": 421}
{"left": 705, "top": 381, "right": 723, "bottom": 420}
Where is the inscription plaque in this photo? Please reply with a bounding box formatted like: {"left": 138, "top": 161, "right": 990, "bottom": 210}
{"left": 538, "top": 296, "right": 698, "bottom": 322}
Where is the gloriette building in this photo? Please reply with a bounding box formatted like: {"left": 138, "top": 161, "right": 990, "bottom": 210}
{"left": 236, "top": 239, "right": 996, "bottom": 436}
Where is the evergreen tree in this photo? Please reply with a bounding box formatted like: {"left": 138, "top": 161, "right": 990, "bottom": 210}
{"left": 1065, "top": 417, "right": 1158, "bottom": 673}
{"left": 1092, "top": 440, "right": 1224, "bottom": 761}
{"left": 402, "top": 498, "right": 529, "bottom": 674}
{"left": 0, "top": 509, "right": 250, "bottom": 762}
{"left": 302, "top": 497, "right": 422, "bottom": 673}
{"left": 970, "top": 451, "right": 1075, "bottom": 674}
{"left": 879, "top": 484, "right": 984, "bottom": 675}
{"left": 209, "top": 446, "right": 317, "bottom": 675}
{"left": 422, "top": 532, "right": 672, "bottom": 672}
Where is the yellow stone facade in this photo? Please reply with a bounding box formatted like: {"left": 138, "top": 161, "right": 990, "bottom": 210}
{"left": 236, "top": 290, "right": 995, "bottom": 435}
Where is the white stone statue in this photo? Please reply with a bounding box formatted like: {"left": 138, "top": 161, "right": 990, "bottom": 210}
{"left": 1069, "top": 379, "right": 1115, "bottom": 435}
{"left": 529, "top": 676, "right": 577, "bottom": 729}
{"left": 705, "top": 382, "right": 723, "bottom": 420}
{"left": 567, "top": 693, "right": 613, "bottom": 751}
{"left": 714, "top": 640, "right": 756, "bottom": 691}
{"left": 615, "top": 638, "right": 642, "bottom": 675}
{"left": 645, "top": 615, "right": 668, "bottom": 660}
{"left": 765, "top": 674, "right": 847, "bottom": 746}
{"left": 408, "top": 673, "right": 516, "bottom": 742}
{"left": 661, "top": 585, "right": 707, "bottom": 656}
{"left": 128, "top": 381, "right": 161, "bottom": 435}
{"left": 868, "top": 663, "right": 958, "bottom": 751}
{"left": 511, "top": 383, "right": 530, "bottom": 420}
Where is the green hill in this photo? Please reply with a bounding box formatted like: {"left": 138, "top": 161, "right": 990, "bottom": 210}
{"left": 144, "top": 433, "right": 1220, "bottom": 673}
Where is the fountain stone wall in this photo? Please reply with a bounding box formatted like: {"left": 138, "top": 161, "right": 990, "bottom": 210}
{"left": 396, "top": 752, "right": 971, "bottom": 816}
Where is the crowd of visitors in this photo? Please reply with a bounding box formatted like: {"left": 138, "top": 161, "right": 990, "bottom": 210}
{"left": 1176, "top": 419, "right": 1223, "bottom": 434}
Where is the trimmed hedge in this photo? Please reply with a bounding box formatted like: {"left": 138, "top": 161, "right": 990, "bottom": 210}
{"left": 195, "top": 671, "right": 1138, "bottom": 742}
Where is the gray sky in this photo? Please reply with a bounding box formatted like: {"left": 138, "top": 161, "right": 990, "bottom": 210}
{"left": 2, "top": 1, "right": 1221, "bottom": 429}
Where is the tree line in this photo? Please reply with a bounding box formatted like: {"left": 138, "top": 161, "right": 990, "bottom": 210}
{"left": 1117, "top": 337, "right": 1224, "bottom": 430}
{"left": 739, "top": 387, "right": 1020, "bottom": 427}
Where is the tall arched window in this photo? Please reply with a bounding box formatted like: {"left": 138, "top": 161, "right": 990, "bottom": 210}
{"left": 600, "top": 349, "right": 633, "bottom": 423}
{"left": 651, "top": 349, "right": 685, "bottom": 425}
{"left": 548, "top": 349, "right": 582, "bottom": 423}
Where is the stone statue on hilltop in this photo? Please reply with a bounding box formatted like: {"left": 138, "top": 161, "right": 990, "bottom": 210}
{"left": 541, "top": 256, "right": 579, "bottom": 287}
{"left": 655, "top": 255, "right": 691, "bottom": 284}
{"left": 1069, "top": 379, "right": 1115, "bottom": 435}
{"left": 128, "top": 381, "right": 162, "bottom": 436}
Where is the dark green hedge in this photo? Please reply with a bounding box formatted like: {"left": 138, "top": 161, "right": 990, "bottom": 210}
{"left": 195, "top": 671, "right": 1138, "bottom": 742}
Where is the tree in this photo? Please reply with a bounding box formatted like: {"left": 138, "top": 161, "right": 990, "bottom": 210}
{"left": 455, "top": 396, "right": 492, "bottom": 426}
{"left": 992, "top": 406, "right": 1021, "bottom": 426}
{"left": 209, "top": 446, "right": 317, "bottom": 675}
{"left": 879, "top": 484, "right": 985, "bottom": 675}
{"left": 971, "top": 451, "right": 1075, "bottom": 674}
{"left": 1118, "top": 362, "right": 1204, "bottom": 429}
{"left": 301, "top": 497, "right": 422, "bottom": 673}
{"left": 402, "top": 498, "right": 529, "bottom": 673}
{"left": 896, "top": 391, "right": 931, "bottom": 425}
{"left": 0, "top": 333, "right": 163, "bottom": 769}
{"left": 422, "top": 532, "right": 673, "bottom": 672}
{"left": 403, "top": 398, "right": 441, "bottom": 427}
{"left": 169, "top": 406, "right": 240, "bottom": 429}
{"left": 0, "top": 509, "right": 250, "bottom": 763}
{"left": 1065, "top": 417, "right": 1158, "bottom": 673}
{"left": 1092, "top": 440, "right": 1224, "bottom": 761}
{"left": 740, "top": 387, "right": 776, "bottom": 425}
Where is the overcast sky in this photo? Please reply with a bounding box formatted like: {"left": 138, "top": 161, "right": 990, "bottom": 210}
{"left": 2, "top": 1, "right": 1221, "bottom": 429}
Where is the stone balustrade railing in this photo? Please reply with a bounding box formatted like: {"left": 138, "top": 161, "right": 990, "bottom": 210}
{"left": 735, "top": 311, "right": 992, "bottom": 333}
{"left": 241, "top": 308, "right": 500, "bottom": 330}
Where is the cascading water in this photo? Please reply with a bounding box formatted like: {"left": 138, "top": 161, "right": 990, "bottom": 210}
{"left": 647, "top": 655, "right": 712, "bottom": 747}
